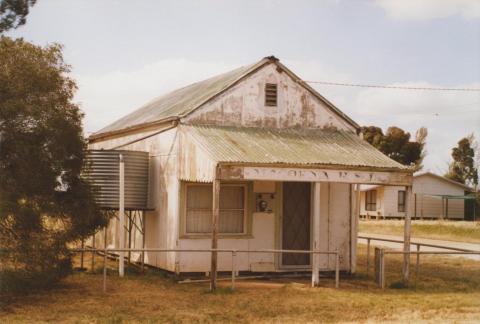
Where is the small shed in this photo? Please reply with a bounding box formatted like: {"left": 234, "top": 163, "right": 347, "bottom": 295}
{"left": 360, "top": 172, "right": 472, "bottom": 219}
{"left": 88, "top": 56, "right": 414, "bottom": 283}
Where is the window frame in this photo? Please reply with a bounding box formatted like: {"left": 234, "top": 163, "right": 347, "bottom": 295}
{"left": 365, "top": 190, "right": 377, "bottom": 211}
{"left": 398, "top": 190, "right": 406, "bottom": 212}
{"left": 182, "top": 182, "right": 250, "bottom": 237}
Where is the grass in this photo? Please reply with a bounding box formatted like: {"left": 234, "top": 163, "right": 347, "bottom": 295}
{"left": 359, "top": 219, "right": 480, "bottom": 243}
{"left": 1, "top": 246, "right": 479, "bottom": 323}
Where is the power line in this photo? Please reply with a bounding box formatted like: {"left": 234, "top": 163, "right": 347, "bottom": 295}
{"left": 303, "top": 80, "right": 480, "bottom": 92}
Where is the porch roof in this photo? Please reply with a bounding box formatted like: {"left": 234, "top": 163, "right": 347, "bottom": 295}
{"left": 181, "top": 124, "right": 409, "bottom": 171}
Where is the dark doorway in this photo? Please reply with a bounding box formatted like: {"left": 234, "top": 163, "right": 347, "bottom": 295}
{"left": 282, "top": 182, "right": 311, "bottom": 266}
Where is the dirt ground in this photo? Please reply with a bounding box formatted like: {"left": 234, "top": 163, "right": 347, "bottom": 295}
{"left": 1, "top": 246, "right": 480, "bottom": 323}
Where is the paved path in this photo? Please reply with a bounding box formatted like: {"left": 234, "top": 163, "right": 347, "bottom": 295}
{"left": 358, "top": 232, "right": 480, "bottom": 261}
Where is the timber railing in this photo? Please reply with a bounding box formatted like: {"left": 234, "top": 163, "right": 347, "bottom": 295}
{"left": 359, "top": 235, "right": 480, "bottom": 288}
{"left": 358, "top": 235, "right": 477, "bottom": 275}
{"left": 70, "top": 248, "right": 340, "bottom": 293}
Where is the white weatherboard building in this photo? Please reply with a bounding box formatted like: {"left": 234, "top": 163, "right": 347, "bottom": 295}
{"left": 88, "top": 56, "right": 413, "bottom": 278}
{"left": 360, "top": 172, "right": 471, "bottom": 220}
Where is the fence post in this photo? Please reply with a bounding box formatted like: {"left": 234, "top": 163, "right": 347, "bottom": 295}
{"left": 380, "top": 249, "right": 385, "bottom": 289}
{"left": 231, "top": 251, "right": 236, "bottom": 291}
{"left": 80, "top": 238, "right": 85, "bottom": 270}
{"left": 367, "top": 238, "right": 371, "bottom": 275}
{"left": 103, "top": 248, "right": 107, "bottom": 293}
{"left": 141, "top": 211, "right": 146, "bottom": 273}
{"left": 415, "top": 244, "right": 420, "bottom": 288}
{"left": 375, "top": 247, "right": 386, "bottom": 289}
{"left": 91, "top": 233, "right": 96, "bottom": 272}
{"left": 335, "top": 252, "right": 340, "bottom": 289}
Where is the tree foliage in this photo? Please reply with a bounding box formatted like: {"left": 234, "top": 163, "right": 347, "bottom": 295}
{"left": 445, "top": 135, "right": 479, "bottom": 187}
{"left": 361, "top": 126, "right": 427, "bottom": 170}
{"left": 0, "top": 0, "right": 36, "bottom": 33}
{"left": 0, "top": 36, "right": 108, "bottom": 292}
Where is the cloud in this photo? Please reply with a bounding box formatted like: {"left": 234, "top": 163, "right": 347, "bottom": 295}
{"left": 374, "top": 0, "right": 480, "bottom": 21}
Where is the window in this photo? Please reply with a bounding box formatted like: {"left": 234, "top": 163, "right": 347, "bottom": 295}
{"left": 265, "top": 83, "right": 277, "bottom": 106}
{"left": 185, "top": 184, "right": 246, "bottom": 234}
{"left": 398, "top": 190, "right": 406, "bottom": 212}
{"left": 365, "top": 190, "right": 377, "bottom": 211}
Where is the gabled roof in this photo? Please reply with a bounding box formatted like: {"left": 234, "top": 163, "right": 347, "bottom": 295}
{"left": 414, "top": 171, "right": 472, "bottom": 191}
{"left": 91, "top": 56, "right": 359, "bottom": 140}
{"left": 182, "top": 125, "right": 409, "bottom": 171}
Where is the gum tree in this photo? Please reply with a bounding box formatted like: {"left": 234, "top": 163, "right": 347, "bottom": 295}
{"left": 0, "top": 36, "right": 108, "bottom": 292}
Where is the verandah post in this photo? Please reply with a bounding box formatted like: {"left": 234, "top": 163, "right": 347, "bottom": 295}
{"left": 210, "top": 171, "right": 220, "bottom": 292}
{"left": 312, "top": 182, "right": 321, "bottom": 287}
{"left": 119, "top": 154, "right": 125, "bottom": 277}
{"left": 403, "top": 185, "right": 413, "bottom": 284}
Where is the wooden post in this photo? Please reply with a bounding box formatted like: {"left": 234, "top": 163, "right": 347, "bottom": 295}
{"left": 103, "top": 241, "right": 107, "bottom": 293}
{"left": 210, "top": 177, "right": 220, "bottom": 292}
{"left": 141, "top": 211, "right": 146, "bottom": 273}
{"left": 119, "top": 154, "right": 125, "bottom": 277}
{"left": 415, "top": 244, "right": 420, "bottom": 288}
{"left": 128, "top": 211, "right": 132, "bottom": 264}
{"left": 445, "top": 198, "right": 449, "bottom": 219}
{"left": 312, "top": 182, "right": 321, "bottom": 287}
{"left": 80, "top": 237, "right": 85, "bottom": 270}
{"left": 351, "top": 184, "right": 359, "bottom": 274}
{"left": 367, "top": 238, "right": 371, "bottom": 275}
{"left": 335, "top": 252, "right": 340, "bottom": 289}
{"left": 414, "top": 193, "right": 417, "bottom": 219}
{"left": 231, "top": 251, "right": 236, "bottom": 291}
{"left": 441, "top": 197, "right": 445, "bottom": 220}
{"left": 91, "top": 232, "right": 96, "bottom": 272}
{"left": 103, "top": 228, "right": 107, "bottom": 292}
{"left": 403, "top": 185, "right": 413, "bottom": 284}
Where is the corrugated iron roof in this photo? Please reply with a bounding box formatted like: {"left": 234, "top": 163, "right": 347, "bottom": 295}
{"left": 94, "top": 59, "right": 270, "bottom": 136}
{"left": 92, "top": 56, "right": 359, "bottom": 139}
{"left": 182, "top": 125, "right": 409, "bottom": 171}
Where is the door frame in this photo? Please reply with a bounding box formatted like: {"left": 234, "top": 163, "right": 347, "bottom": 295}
{"left": 276, "top": 181, "right": 314, "bottom": 270}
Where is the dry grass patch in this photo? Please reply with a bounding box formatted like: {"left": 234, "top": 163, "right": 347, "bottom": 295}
{"left": 1, "top": 246, "right": 479, "bottom": 323}
{"left": 360, "top": 220, "right": 480, "bottom": 243}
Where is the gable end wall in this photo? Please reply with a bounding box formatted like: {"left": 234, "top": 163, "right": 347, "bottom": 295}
{"left": 183, "top": 63, "right": 356, "bottom": 131}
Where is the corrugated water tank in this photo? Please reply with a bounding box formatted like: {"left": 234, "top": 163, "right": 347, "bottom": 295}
{"left": 83, "top": 150, "right": 149, "bottom": 210}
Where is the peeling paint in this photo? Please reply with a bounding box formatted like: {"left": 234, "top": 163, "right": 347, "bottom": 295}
{"left": 184, "top": 64, "right": 356, "bottom": 131}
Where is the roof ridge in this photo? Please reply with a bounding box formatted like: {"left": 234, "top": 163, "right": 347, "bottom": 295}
{"left": 91, "top": 56, "right": 360, "bottom": 140}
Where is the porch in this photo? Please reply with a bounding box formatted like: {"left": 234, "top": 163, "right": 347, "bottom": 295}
{"left": 175, "top": 124, "right": 414, "bottom": 289}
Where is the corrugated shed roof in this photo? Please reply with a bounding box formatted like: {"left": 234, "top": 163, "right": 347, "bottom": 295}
{"left": 182, "top": 125, "right": 409, "bottom": 171}
{"left": 95, "top": 59, "right": 270, "bottom": 136}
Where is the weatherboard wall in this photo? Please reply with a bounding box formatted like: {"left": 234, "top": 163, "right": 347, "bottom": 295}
{"left": 183, "top": 63, "right": 356, "bottom": 131}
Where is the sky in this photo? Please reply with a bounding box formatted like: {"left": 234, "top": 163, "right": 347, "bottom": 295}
{"left": 6, "top": 0, "right": 480, "bottom": 174}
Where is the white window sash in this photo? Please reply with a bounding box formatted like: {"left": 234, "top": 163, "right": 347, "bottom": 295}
{"left": 184, "top": 183, "right": 248, "bottom": 235}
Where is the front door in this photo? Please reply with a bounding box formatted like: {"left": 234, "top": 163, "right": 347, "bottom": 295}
{"left": 281, "top": 182, "right": 311, "bottom": 267}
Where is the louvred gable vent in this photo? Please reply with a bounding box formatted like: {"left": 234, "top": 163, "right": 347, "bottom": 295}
{"left": 265, "top": 83, "right": 278, "bottom": 106}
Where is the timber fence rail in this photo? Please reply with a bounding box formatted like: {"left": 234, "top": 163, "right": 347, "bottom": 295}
{"left": 70, "top": 248, "right": 340, "bottom": 293}
{"left": 375, "top": 250, "right": 480, "bottom": 289}
{"left": 358, "top": 235, "right": 480, "bottom": 289}
{"left": 358, "top": 235, "right": 477, "bottom": 276}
